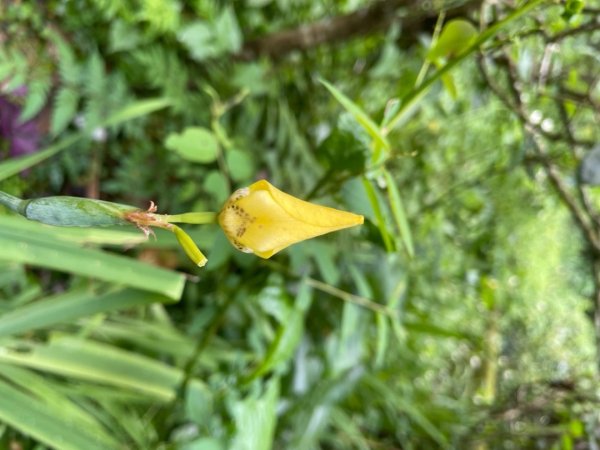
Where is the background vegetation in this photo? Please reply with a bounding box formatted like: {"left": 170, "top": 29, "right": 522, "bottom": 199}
{"left": 1, "top": 0, "right": 599, "bottom": 448}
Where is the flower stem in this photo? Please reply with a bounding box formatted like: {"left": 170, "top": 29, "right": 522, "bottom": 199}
{"left": 160, "top": 212, "right": 217, "bottom": 225}
{"left": 0, "top": 191, "right": 25, "bottom": 214}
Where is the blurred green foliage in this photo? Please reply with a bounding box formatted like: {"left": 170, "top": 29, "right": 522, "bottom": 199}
{"left": 1, "top": 0, "right": 599, "bottom": 449}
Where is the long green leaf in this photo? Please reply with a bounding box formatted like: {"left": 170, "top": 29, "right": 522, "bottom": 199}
{"left": 0, "top": 337, "right": 205, "bottom": 402}
{"left": 0, "top": 288, "right": 169, "bottom": 339}
{"left": 0, "top": 364, "right": 118, "bottom": 442}
{"left": 320, "top": 79, "right": 390, "bottom": 158}
{"left": 361, "top": 176, "right": 394, "bottom": 252}
{"left": 383, "top": 169, "right": 414, "bottom": 258}
{"left": 0, "top": 374, "right": 120, "bottom": 450}
{"left": 102, "top": 97, "right": 171, "bottom": 127}
{"left": 0, "top": 222, "right": 185, "bottom": 300}
{"left": 0, "top": 215, "right": 146, "bottom": 245}
{"left": 0, "top": 134, "right": 81, "bottom": 182}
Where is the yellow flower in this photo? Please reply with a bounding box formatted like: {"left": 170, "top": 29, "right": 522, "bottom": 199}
{"left": 218, "top": 180, "right": 364, "bottom": 258}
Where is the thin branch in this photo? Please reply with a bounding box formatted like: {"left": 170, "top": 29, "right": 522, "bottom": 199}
{"left": 237, "top": 0, "right": 481, "bottom": 61}
{"left": 478, "top": 53, "right": 600, "bottom": 252}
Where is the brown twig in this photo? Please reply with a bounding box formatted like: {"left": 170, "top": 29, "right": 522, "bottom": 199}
{"left": 237, "top": 0, "right": 482, "bottom": 61}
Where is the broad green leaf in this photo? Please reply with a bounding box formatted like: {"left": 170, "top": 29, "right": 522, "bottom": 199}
{"left": 0, "top": 374, "right": 120, "bottom": 450}
{"left": 231, "top": 378, "right": 280, "bottom": 450}
{"left": 319, "top": 79, "right": 390, "bottom": 157}
{"left": 215, "top": 6, "right": 243, "bottom": 53}
{"left": 0, "top": 288, "right": 168, "bottom": 339}
{"left": 203, "top": 170, "right": 230, "bottom": 204}
{"left": 165, "top": 127, "right": 219, "bottom": 163}
{"left": 226, "top": 149, "right": 254, "bottom": 181}
{"left": 0, "top": 337, "right": 206, "bottom": 402}
{"left": 0, "top": 222, "right": 185, "bottom": 300}
{"left": 383, "top": 169, "right": 414, "bottom": 258}
{"left": 178, "top": 21, "right": 219, "bottom": 61}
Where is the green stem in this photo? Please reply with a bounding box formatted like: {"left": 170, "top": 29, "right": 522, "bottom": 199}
{"left": 0, "top": 191, "right": 25, "bottom": 214}
{"left": 160, "top": 212, "right": 218, "bottom": 225}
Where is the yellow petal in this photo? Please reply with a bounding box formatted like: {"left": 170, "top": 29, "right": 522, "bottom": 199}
{"left": 218, "top": 180, "right": 363, "bottom": 258}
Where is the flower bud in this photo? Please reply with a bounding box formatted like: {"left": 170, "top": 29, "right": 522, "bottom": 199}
{"left": 21, "top": 197, "right": 137, "bottom": 227}
{"left": 218, "top": 180, "right": 363, "bottom": 258}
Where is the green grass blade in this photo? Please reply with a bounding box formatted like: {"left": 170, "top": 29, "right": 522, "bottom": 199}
{"left": 383, "top": 169, "right": 414, "bottom": 258}
{"left": 0, "top": 223, "right": 185, "bottom": 300}
{"left": 0, "top": 364, "right": 117, "bottom": 441}
{"left": 0, "top": 98, "right": 171, "bottom": 181}
{"left": 0, "top": 288, "right": 169, "bottom": 339}
{"left": 0, "top": 337, "right": 206, "bottom": 402}
{"left": 102, "top": 97, "right": 171, "bottom": 127}
{"left": 0, "top": 374, "right": 120, "bottom": 450}
{"left": 0, "top": 215, "right": 147, "bottom": 245}
{"left": 319, "top": 79, "right": 390, "bottom": 156}
{"left": 0, "top": 134, "right": 81, "bottom": 182}
{"left": 361, "top": 176, "right": 394, "bottom": 252}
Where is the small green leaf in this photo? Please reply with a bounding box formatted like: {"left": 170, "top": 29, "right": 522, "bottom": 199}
{"left": 166, "top": 127, "right": 219, "bottom": 163}
{"left": 19, "top": 77, "right": 51, "bottom": 122}
{"left": 226, "top": 149, "right": 254, "bottom": 182}
{"left": 203, "top": 170, "right": 229, "bottom": 204}
{"left": 427, "top": 19, "right": 478, "bottom": 61}
{"left": 177, "top": 21, "right": 218, "bottom": 61}
{"left": 215, "top": 6, "right": 242, "bottom": 54}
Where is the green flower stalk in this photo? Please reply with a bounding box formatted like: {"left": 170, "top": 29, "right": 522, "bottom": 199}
{"left": 0, "top": 191, "right": 212, "bottom": 267}
{"left": 0, "top": 192, "right": 137, "bottom": 227}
